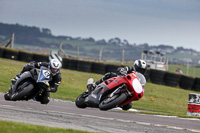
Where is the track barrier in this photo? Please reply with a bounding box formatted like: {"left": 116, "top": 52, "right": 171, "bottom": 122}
{"left": 18, "top": 51, "right": 33, "bottom": 62}
{"left": 68, "top": 59, "right": 78, "bottom": 70}
{"left": 106, "top": 64, "right": 121, "bottom": 73}
{"left": 164, "top": 72, "right": 180, "bottom": 87}
{"left": 77, "top": 60, "right": 93, "bottom": 72}
{"left": 32, "top": 53, "right": 49, "bottom": 62}
{"left": 179, "top": 75, "right": 195, "bottom": 90}
{"left": 91, "top": 62, "right": 106, "bottom": 74}
{"left": 192, "top": 78, "right": 200, "bottom": 91}
{"left": 144, "top": 69, "right": 151, "bottom": 81}
{"left": 0, "top": 48, "right": 4, "bottom": 57}
{"left": 150, "top": 69, "right": 166, "bottom": 84}
{"left": 3, "top": 48, "right": 19, "bottom": 60}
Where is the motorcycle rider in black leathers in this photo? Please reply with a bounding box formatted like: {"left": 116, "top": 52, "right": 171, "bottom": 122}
{"left": 10, "top": 59, "right": 62, "bottom": 104}
{"left": 87, "top": 59, "right": 147, "bottom": 110}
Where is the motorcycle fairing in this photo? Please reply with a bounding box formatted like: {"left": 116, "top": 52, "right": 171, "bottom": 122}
{"left": 84, "top": 77, "right": 129, "bottom": 108}
{"left": 37, "top": 66, "right": 52, "bottom": 85}
{"left": 101, "top": 72, "right": 144, "bottom": 107}
{"left": 84, "top": 84, "right": 110, "bottom": 107}
{"left": 119, "top": 73, "right": 144, "bottom": 107}
{"left": 11, "top": 71, "right": 33, "bottom": 94}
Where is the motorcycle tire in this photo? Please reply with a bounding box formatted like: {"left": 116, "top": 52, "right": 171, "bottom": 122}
{"left": 75, "top": 91, "right": 88, "bottom": 108}
{"left": 10, "top": 83, "right": 34, "bottom": 101}
{"left": 99, "top": 93, "right": 127, "bottom": 111}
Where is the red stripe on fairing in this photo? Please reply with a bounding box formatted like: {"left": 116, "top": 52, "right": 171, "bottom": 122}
{"left": 188, "top": 104, "right": 200, "bottom": 113}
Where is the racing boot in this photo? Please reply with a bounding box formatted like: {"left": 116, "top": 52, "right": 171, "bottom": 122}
{"left": 121, "top": 102, "right": 132, "bottom": 111}
{"left": 4, "top": 88, "right": 12, "bottom": 100}
{"left": 87, "top": 78, "right": 96, "bottom": 94}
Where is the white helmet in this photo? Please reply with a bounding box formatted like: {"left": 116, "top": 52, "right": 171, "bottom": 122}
{"left": 133, "top": 59, "right": 147, "bottom": 75}
{"left": 49, "top": 59, "right": 62, "bottom": 75}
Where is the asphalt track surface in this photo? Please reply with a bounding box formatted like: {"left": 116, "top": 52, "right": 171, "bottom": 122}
{"left": 0, "top": 93, "right": 200, "bottom": 133}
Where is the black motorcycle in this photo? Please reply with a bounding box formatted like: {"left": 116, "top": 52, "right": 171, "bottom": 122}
{"left": 4, "top": 66, "right": 52, "bottom": 104}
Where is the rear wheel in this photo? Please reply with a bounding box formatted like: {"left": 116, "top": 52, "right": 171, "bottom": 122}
{"left": 75, "top": 91, "right": 88, "bottom": 108}
{"left": 99, "top": 93, "right": 127, "bottom": 111}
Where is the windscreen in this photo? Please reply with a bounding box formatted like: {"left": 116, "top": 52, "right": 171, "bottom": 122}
{"left": 136, "top": 72, "right": 146, "bottom": 87}
{"left": 37, "top": 66, "right": 52, "bottom": 83}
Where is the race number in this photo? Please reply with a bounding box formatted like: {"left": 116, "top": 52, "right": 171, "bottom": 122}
{"left": 42, "top": 70, "right": 51, "bottom": 79}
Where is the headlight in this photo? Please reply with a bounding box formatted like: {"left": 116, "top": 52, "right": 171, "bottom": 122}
{"left": 132, "top": 79, "right": 143, "bottom": 93}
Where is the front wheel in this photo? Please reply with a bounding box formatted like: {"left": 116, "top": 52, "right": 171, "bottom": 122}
{"left": 10, "top": 83, "right": 34, "bottom": 101}
{"left": 99, "top": 93, "right": 127, "bottom": 111}
{"left": 75, "top": 91, "right": 88, "bottom": 108}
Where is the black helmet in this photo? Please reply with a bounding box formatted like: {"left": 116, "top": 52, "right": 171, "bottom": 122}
{"left": 49, "top": 59, "right": 62, "bottom": 76}
{"left": 133, "top": 59, "right": 147, "bottom": 75}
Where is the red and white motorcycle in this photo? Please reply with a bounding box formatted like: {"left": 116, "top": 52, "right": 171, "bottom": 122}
{"left": 75, "top": 71, "right": 146, "bottom": 111}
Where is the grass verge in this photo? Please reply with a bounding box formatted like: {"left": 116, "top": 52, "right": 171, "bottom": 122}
{"left": 0, "top": 120, "right": 91, "bottom": 133}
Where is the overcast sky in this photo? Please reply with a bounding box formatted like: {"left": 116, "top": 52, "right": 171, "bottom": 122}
{"left": 0, "top": 0, "right": 200, "bottom": 51}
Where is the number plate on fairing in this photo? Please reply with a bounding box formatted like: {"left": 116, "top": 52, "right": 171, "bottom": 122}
{"left": 37, "top": 66, "right": 52, "bottom": 83}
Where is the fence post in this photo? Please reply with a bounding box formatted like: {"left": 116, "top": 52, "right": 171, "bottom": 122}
{"left": 99, "top": 47, "right": 103, "bottom": 62}
{"left": 0, "top": 32, "right": 14, "bottom": 48}
{"left": 166, "top": 58, "right": 169, "bottom": 71}
{"left": 58, "top": 41, "right": 69, "bottom": 58}
{"left": 186, "top": 61, "right": 189, "bottom": 75}
{"left": 141, "top": 50, "right": 143, "bottom": 59}
{"left": 121, "top": 49, "right": 124, "bottom": 65}
{"left": 192, "top": 64, "right": 195, "bottom": 77}
{"left": 77, "top": 46, "right": 79, "bottom": 59}
{"left": 10, "top": 33, "right": 14, "bottom": 48}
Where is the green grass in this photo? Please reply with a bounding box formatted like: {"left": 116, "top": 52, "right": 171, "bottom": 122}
{"left": 0, "top": 120, "right": 91, "bottom": 133}
{"left": 0, "top": 58, "right": 199, "bottom": 117}
{"left": 133, "top": 83, "right": 192, "bottom": 116}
